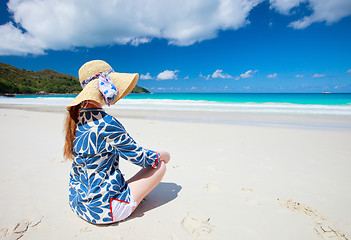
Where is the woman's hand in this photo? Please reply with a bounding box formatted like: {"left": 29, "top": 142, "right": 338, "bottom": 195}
{"left": 159, "top": 151, "right": 170, "bottom": 164}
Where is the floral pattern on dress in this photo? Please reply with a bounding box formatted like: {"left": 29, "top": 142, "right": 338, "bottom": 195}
{"left": 69, "top": 108, "right": 159, "bottom": 224}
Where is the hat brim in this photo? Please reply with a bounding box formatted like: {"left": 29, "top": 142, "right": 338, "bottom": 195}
{"left": 67, "top": 72, "right": 139, "bottom": 111}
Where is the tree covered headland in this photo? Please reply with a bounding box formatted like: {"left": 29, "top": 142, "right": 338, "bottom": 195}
{"left": 0, "top": 62, "right": 150, "bottom": 94}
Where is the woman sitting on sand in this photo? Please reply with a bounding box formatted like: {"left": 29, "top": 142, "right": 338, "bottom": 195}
{"left": 63, "top": 60, "right": 170, "bottom": 224}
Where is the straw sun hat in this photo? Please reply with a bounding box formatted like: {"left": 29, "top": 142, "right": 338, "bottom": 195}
{"left": 67, "top": 60, "right": 139, "bottom": 111}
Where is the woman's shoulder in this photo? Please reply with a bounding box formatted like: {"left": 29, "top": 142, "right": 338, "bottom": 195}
{"left": 79, "top": 108, "right": 117, "bottom": 125}
{"left": 100, "top": 112, "right": 126, "bottom": 131}
{"left": 79, "top": 108, "right": 126, "bottom": 132}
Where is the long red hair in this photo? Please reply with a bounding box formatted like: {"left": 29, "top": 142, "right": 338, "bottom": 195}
{"left": 63, "top": 104, "right": 81, "bottom": 160}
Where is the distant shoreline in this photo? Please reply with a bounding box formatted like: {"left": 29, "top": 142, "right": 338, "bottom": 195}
{"left": 2, "top": 92, "right": 351, "bottom": 98}
{"left": 1, "top": 92, "right": 152, "bottom": 97}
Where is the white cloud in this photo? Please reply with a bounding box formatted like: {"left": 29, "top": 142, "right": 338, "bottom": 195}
{"left": 346, "top": 69, "right": 351, "bottom": 74}
{"left": 266, "top": 73, "right": 277, "bottom": 78}
{"left": 140, "top": 73, "right": 153, "bottom": 80}
{"left": 130, "top": 38, "right": 152, "bottom": 46}
{"left": 240, "top": 70, "right": 258, "bottom": 78}
{"left": 0, "top": 22, "right": 46, "bottom": 55}
{"left": 312, "top": 73, "right": 326, "bottom": 78}
{"left": 270, "top": 0, "right": 351, "bottom": 29}
{"left": 199, "top": 73, "right": 210, "bottom": 80}
{"left": 269, "top": 0, "right": 304, "bottom": 14}
{"left": 296, "top": 74, "right": 304, "bottom": 78}
{"left": 0, "top": 0, "right": 263, "bottom": 55}
{"left": 157, "top": 70, "right": 179, "bottom": 80}
{"left": 211, "top": 69, "right": 233, "bottom": 79}
{"left": 1, "top": 0, "right": 350, "bottom": 55}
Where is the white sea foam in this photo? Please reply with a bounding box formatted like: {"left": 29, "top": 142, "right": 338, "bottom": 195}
{"left": 1, "top": 96, "right": 351, "bottom": 115}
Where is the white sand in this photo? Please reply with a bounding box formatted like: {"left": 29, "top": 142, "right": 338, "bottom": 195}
{"left": 0, "top": 105, "right": 350, "bottom": 240}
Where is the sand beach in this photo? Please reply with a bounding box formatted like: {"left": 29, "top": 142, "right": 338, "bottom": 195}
{"left": 0, "top": 103, "right": 350, "bottom": 240}
{"left": 1, "top": 0, "right": 351, "bottom": 238}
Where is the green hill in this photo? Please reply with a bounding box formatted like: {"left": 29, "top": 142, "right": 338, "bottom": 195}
{"left": 0, "top": 62, "right": 150, "bottom": 94}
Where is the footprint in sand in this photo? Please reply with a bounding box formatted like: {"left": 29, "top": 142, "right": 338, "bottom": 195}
{"left": 13, "top": 221, "right": 29, "bottom": 234}
{"left": 0, "top": 229, "right": 8, "bottom": 239}
{"left": 80, "top": 227, "right": 93, "bottom": 233}
{"left": 0, "top": 216, "right": 43, "bottom": 240}
{"left": 241, "top": 188, "right": 253, "bottom": 192}
{"left": 181, "top": 213, "right": 214, "bottom": 239}
{"left": 278, "top": 199, "right": 349, "bottom": 240}
{"left": 314, "top": 222, "right": 349, "bottom": 240}
{"left": 172, "top": 165, "right": 182, "bottom": 169}
{"left": 1, "top": 233, "right": 23, "bottom": 240}
{"left": 203, "top": 183, "right": 219, "bottom": 193}
{"left": 0, "top": 223, "right": 26, "bottom": 240}
{"left": 240, "top": 188, "right": 261, "bottom": 206}
{"left": 0, "top": 228, "right": 9, "bottom": 239}
{"left": 28, "top": 216, "right": 42, "bottom": 227}
{"left": 277, "top": 198, "right": 326, "bottom": 221}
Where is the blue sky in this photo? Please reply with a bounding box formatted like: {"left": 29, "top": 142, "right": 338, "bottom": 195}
{"left": 0, "top": 0, "right": 350, "bottom": 93}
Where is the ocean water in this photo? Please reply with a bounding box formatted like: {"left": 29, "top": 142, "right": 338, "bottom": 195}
{"left": 1, "top": 93, "right": 351, "bottom": 115}
{"left": 124, "top": 93, "right": 351, "bottom": 105}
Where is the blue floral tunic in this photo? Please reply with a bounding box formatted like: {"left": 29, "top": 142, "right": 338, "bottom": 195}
{"left": 69, "top": 108, "right": 159, "bottom": 224}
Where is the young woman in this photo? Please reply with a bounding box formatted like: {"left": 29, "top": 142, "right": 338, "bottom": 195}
{"left": 64, "top": 60, "right": 170, "bottom": 224}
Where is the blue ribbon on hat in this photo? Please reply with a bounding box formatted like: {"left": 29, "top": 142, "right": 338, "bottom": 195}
{"left": 81, "top": 69, "right": 119, "bottom": 106}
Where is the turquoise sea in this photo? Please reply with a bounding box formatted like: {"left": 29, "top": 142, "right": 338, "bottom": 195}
{"left": 123, "top": 93, "right": 351, "bottom": 106}
{"left": 1, "top": 93, "right": 351, "bottom": 115}
{"left": 9, "top": 93, "right": 351, "bottom": 105}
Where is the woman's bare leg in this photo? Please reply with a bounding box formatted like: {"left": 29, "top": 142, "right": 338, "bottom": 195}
{"left": 127, "top": 161, "right": 166, "bottom": 211}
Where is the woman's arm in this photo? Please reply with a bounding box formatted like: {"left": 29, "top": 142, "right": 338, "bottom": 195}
{"left": 106, "top": 116, "right": 170, "bottom": 168}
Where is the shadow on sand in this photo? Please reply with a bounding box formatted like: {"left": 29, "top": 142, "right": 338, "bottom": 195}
{"left": 98, "top": 182, "right": 181, "bottom": 227}
{"left": 125, "top": 182, "right": 182, "bottom": 221}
